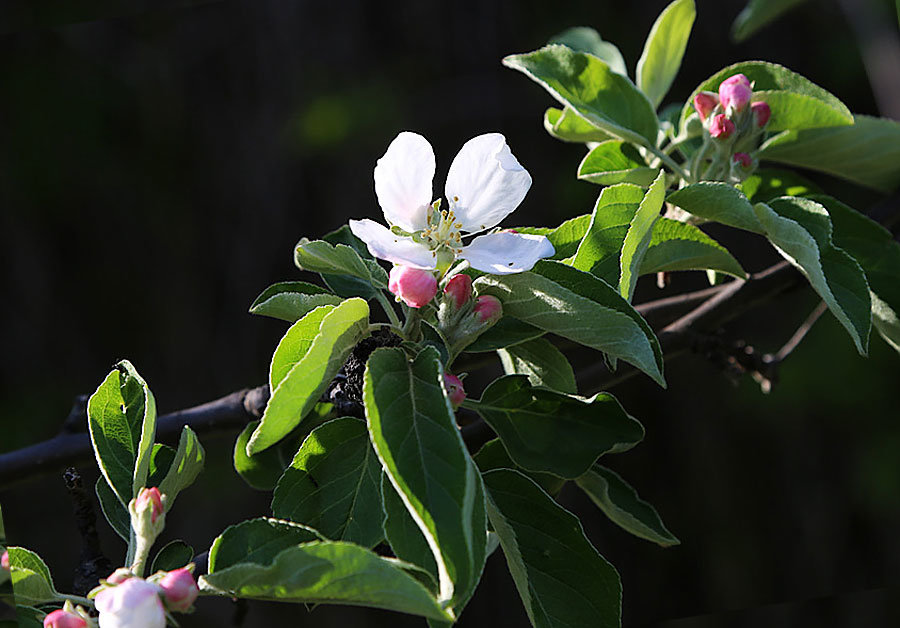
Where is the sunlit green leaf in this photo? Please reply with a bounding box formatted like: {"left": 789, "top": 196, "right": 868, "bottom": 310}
{"left": 577, "top": 141, "right": 657, "bottom": 187}
{"left": 158, "top": 426, "right": 204, "bottom": 510}
{"left": 516, "top": 214, "right": 592, "bottom": 261}
{"left": 620, "top": 170, "right": 665, "bottom": 302}
{"left": 6, "top": 548, "right": 57, "bottom": 606}
{"left": 543, "top": 107, "right": 613, "bottom": 143}
{"left": 249, "top": 281, "right": 343, "bottom": 323}
{"left": 739, "top": 168, "right": 821, "bottom": 202}
{"left": 549, "top": 27, "right": 627, "bottom": 76}
{"left": 636, "top": 0, "right": 696, "bottom": 108}
{"left": 731, "top": 0, "right": 809, "bottom": 42}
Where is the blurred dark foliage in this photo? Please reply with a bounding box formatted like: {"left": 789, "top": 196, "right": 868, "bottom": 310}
{"left": 1, "top": 0, "right": 898, "bottom": 626}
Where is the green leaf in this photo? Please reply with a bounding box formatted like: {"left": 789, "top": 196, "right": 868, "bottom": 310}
{"left": 249, "top": 281, "right": 343, "bottom": 323}
{"left": 233, "top": 421, "right": 286, "bottom": 491}
{"left": 269, "top": 305, "right": 334, "bottom": 393}
{"left": 294, "top": 238, "right": 388, "bottom": 292}
{"left": 758, "top": 115, "right": 900, "bottom": 194}
{"left": 201, "top": 541, "right": 452, "bottom": 621}
{"left": 248, "top": 298, "right": 370, "bottom": 455}
{"left": 576, "top": 465, "right": 679, "bottom": 547}
{"left": 460, "top": 317, "right": 545, "bottom": 353}
{"left": 577, "top": 141, "right": 658, "bottom": 187}
{"left": 364, "top": 347, "right": 487, "bottom": 614}
{"left": 475, "top": 260, "right": 665, "bottom": 386}
{"left": 516, "top": 214, "right": 592, "bottom": 261}
{"left": 739, "top": 168, "right": 821, "bottom": 202}
{"left": 6, "top": 548, "right": 57, "bottom": 606}
{"left": 87, "top": 360, "right": 157, "bottom": 507}
{"left": 469, "top": 376, "right": 643, "bottom": 479}
{"left": 11, "top": 606, "right": 44, "bottom": 628}
{"left": 755, "top": 197, "right": 871, "bottom": 354}
{"left": 158, "top": 426, "right": 204, "bottom": 510}
{"left": 811, "top": 195, "right": 900, "bottom": 354}
{"left": 95, "top": 478, "right": 130, "bottom": 541}
{"left": 731, "top": 0, "right": 809, "bottom": 42}
{"left": 620, "top": 170, "right": 665, "bottom": 302}
{"left": 207, "top": 518, "right": 320, "bottom": 573}
{"left": 382, "top": 473, "right": 439, "bottom": 587}
{"left": 679, "top": 61, "right": 852, "bottom": 134}
{"left": 484, "top": 470, "right": 622, "bottom": 628}
{"left": 474, "top": 439, "right": 565, "bottom": 496}
{"left": 636, "top": 0, "right": 696, "bottom": 108}
{"left": 752, "top": 90, "right": 856, "bottom": 133}
{"left": 667, "top": 182, "right": 764, "bottom": 233}
{"left": 640, "top": 218, "right": 747, "bottom": 278}
{"left": 272, "top": 417, "right": 383, "bottom": 548}
{"left": 548, "top": 27, "right": 627, "bottom": 76}
{"left": 543, "top": 107, "right": 613, "bottom": 143}
{"left": 497, "top": 338, "right": 577, "bottom": 394}
{"left": 150, "top": 540, "right": 194, "bottom": 573}
{"left": 504, "top": 45, "right": 659, "bottom": 145}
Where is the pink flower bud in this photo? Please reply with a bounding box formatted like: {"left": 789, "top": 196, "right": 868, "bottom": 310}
{"left": 709, "top": 114, "right": 735, "bottom": 140}
{"left": 136, "top": 487, "right": 164, "bottom": 523}
{"left": 388, "top": 265, "right": 438, "bottom": 308}
{"left": 692, "top": 91, "right": 719, "bottom": 122}
{"left": 443, "top": 374, "right": 466, "bottom": 410}
{"left": 443, "top": 274, "right": 473, "bottom": 309}
{"left": 95, "top": 578, "right": 166, "bottom": 628}
{"left": 732, "top": 152, "right": 752, "bottom": 169}
{"left": 159, "top": 568, "right": 199, "bottom": 613}
{"left": 43, "top": 610, "right": 87, "bottom": 628}
{"left": 473, "top": 295, "right": 502, "bottom": 324}
{"left": 1, "top": 551, "right": 8, "bottom": 571}
{"left": 751, "top": 101, "right": 771, "bottom": 127}
{"left": 718, "top": 74, "right": 752, "bottom": 113}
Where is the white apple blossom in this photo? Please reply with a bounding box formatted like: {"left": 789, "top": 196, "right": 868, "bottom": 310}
{"left": 95, "top": 578, "right": 166, "bottom": 628}
{"left": 349, "top": 132, "right": 555, "bottom": 275}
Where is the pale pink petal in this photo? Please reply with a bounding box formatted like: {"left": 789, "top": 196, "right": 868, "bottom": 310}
{"left": 374, "top": 131, "right": 435, "bottom": 232}
{"left": 460, "top": 232, "right": 554, "bottom": 274}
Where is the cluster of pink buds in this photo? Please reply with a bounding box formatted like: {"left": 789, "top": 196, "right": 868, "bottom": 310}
{"left": 692, "top": 73, "right": 771, "bottom": 182}
{"left": 88, "top": 565, "right": 199, "bottom": 628}
{"left": 436, "top": 272, "right": 503, "bottom": 359}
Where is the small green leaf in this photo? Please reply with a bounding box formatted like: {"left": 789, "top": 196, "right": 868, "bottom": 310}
{"left": 294, "top": 239, "right": 388, "bottom": 290}
{"left": 87, "top": 360, "right": 158, "bottom": 507}
{"left": 577, "top": 140, "right": 658, "bottom": 187}
{"left": 636, "top": 0, "right": 696, "bottom": 108}
{"left": 576, "top": 465, "right": 679, "bottom": 546}
{"left": 272, "top": 417, "right": 383, "bottom": 548}
{"left": 739, "top": 168, "right": 821, "bottom": 202}
{"left": 150, "top": 540, "right": 194, "bottom": 573}
{"left": 497, "top": 337, "right": 577, "bottom": 394}
{"left": 233, "top": 421, "right": 287, "bottom": 491}
{"left": 755, "top": 197, "right": 871, "bottom": 354}
{"left": 504, "top": 45, "right": 659, "bottom": 145}
{"left": 667, "top": 182, "right": 763, "bottom": 233}
{"left": 516, "top": 214, "right": 592, "bottom": 261}
{"left": 758, "top": 115, "right": 900, "bottom": 194}
{"left": 462, "top": 317, "right": 545, "bottom": 353}
{"left": 248, "top": 298, "right": 370, "bottom": 455}
{"left": 640, "top": 218, "right": 747, "bottom": 278}
{"left": 732, "top": 0, "right": 809, "bottom": 42}
{"left": 158, "top": 426, "right": 205, "bottom": 510}
{"left": 364, "top": 347, "right": 487, "bottom": 614}
{"left": 269, "top": 305, "right": 335, "bottom": 392}
{"left": 207, "top": 518, "right": 320, "bottom": 573}
{"left": 6, "top": 548, "right": 57, "bottom": 606}
{"left": 475, "top": 260, "right": 665, "bottom": 386}
{"left": 201, "top": 541, "right": 452, "bottom": 621}
{"left": 95, "top": 478, "right": 130, "bottom": 541}
{"left": 543, "top": 107, "right": 613, "bottom": 143}
{"left": 811, "top": 195, "right": 900, "bottom": 354}
{"left": 620, "top": 170, "right": 665, "bottom": 302}
{"left": 752, "top": 90, "right": 856, "bottom": 133}
{"left": 548, "top": 27, "right": 627, "bottom": 76}
{"left": 679, "top": 61, "right": 852, "bottom": 134}
{"left": 484, "top": 470, "right": 622, "bottom": 628}
{"left": 249, "top": 281, "right": 343, "bottom": 323}
{"left": 469, "top": 376, "right": 643, "bottom": 479}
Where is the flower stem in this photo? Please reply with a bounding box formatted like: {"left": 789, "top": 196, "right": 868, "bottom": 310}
{"left": 643, "top": 143, "right": 691, "bottom": 183}
{"left": 375, "top": 292, "right": 401, "bottom": 327}
{"left": 401, "top": 307, "right": 423, "bottom": 341}
{"left": 56, "top": 593, "right": 94, "bottom": 608}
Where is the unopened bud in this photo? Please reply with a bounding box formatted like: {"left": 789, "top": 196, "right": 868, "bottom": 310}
{"left": 95, "top": 578, "right": 166, "bottom": 628}
{"left": 43, "top": 610, "right": 87, "bottom": 628}
{"left": 473, "top": 295, "right": 502, "bottom": 324}
{"left": 732, "top": 152, "right": 752, "bottom": 169}
{"left": 751, "top": 101, "right": 771, "bottom": 128}
{"left": 443, "top": 374, "right": 466, "bottom": 410}
{"left": 136, "top": 487, "right": 164, "bottom": 524}
{"left": 106, "top": 568, "right": 133, "bottom": 585}
{"left": 709, "top": 114, "right": 735, "bottom": 140}
{"left": 388, "top": 265, "right": 438, "bottom": 308}
{"left": 692, "top": 91, "right": 718, "bottom": 122}
{"left": 718, "top": 74, "right": 752, "bottom": 113}
{"left": 1, "top": 550, "right": 9, "bottom": 571}
{"left": 159, "top": 567, "right": 199, "bottom": 613}
{"left": 443, "top": 274, "right": 473, "bottom": 310}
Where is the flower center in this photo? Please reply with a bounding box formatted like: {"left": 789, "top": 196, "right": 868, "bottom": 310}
{"left": 419, "top": 199, "right": 463, "bottom": 254}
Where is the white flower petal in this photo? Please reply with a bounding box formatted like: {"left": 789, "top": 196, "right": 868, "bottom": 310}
{"left": 460, "top": 232, "right": 555, "bottom": 274}
{"left": 374, "top": 131, "right": 435, "bottom": 232}
{"left": 349, "top": 219, "right": 437, "bottom": 269}
{"left": 444, "top": 133, "right": 532, "bottom": 232}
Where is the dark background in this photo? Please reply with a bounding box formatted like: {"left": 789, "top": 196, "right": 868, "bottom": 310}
{"left": 1, "top": 0, "right": 899, "bottom": 626}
